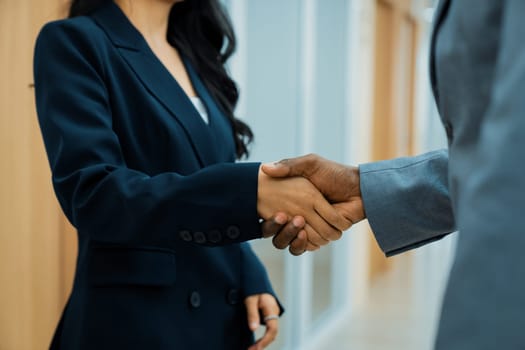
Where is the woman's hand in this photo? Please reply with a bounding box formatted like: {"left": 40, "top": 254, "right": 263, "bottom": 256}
{"left": 257, "top": 167, "right": 352, "bottom": 248}
{"left": 245, "top": 293, "right": 280, "bottom": 350}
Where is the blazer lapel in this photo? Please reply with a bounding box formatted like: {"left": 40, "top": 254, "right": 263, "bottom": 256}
{"left": 91, "top": 2, "right": 216, "bottom": 167}
{"left": 185, "top": 61, "right": 237, "bottom": 162}
{"left": 429, "top": 0, "right": 451, "bottom": 110}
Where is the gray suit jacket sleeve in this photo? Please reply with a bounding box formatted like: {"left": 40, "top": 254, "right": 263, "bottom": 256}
{"left": 359, "top": 149, "right": 456, "bottom": 256}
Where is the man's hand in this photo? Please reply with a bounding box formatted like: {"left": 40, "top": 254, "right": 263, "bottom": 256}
{"left": 261, "top": 213, "right": 309, "bottom": 256}
{"left": 261, "top": 154, "right": 366, "bottom": 254}
{"left": 257, "top": 167, "right": 352, "bottom": 249}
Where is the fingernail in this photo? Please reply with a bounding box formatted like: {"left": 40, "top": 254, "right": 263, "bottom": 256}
{"left": 250, "top": 322, "right": 259, "bottom": 330}
{"left": 292, "top": 217, "right": 303, "bottom": 228}
{"left": 275, "top": 214, "right": 287, "bottom": 225}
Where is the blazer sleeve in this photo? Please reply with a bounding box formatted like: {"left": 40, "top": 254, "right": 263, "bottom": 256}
{"left": 240, "top": 243, "right": 284, "bottom": 315}
{"left": 359, "top": 149, "right": 456, "bottom": 256}
{"left": 33, "top": 21, "right": 262, "bottom": 246}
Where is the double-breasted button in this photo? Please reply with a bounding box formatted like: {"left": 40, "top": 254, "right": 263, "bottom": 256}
{"left": 189, "top": 291, "right": 201, "bottom": 308}
{"left": 179, "top": 230, "right": 192, "bottom": 242}
{"left": 208, "top": 229, "right": 222, "bottom": 243}
{"left": 226, "top": 226, "right": 241, "bottom": 240}
{"left": 227, "top": 289, "right": 240, "bottom": 305}
{"left": 194, "top": 231, "right": 206, "bottom": 244}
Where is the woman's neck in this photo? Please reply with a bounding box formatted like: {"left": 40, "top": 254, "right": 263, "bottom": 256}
{"left": 114, "top": 0, "right": 177, "bottom": 47}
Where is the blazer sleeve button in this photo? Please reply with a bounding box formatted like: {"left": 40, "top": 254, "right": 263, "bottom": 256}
{"left": 208, "top": 229, "right": 222, "bottom": 243}
{"left": 193, "top": 231, "right": 206, "bottom": 244}
{"left": 226, "top": 226, "right": 241, "bottom": 240}
{"left": 189, "top": 291, "right": 201, "bottom": 308}
{"left": 179, "top": 230, "right": 193, "bottom": 242}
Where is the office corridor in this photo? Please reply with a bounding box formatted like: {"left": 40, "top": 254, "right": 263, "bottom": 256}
{"left": 320, "top": 257, "right": 440, "bottom": 350}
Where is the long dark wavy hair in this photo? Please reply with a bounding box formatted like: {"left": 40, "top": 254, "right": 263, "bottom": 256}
{"left": 69, "top": 0, "right": 253, "bottom": 159}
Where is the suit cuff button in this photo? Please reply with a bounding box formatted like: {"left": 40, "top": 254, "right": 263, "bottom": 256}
{"left": 226, "top": 226, "right": 241, "bottom": 240}
{"left": 179, "top": 230, "right": 192, "bottom": 242}
{"left": 194, "top": 231, "right": 206, "bottom": 244}
{"left": 189, "top": 291, "right": 201, "bottom": 308}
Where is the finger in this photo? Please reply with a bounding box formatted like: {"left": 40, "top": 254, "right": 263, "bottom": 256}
{"left": 303, "top": 223, "right": 328, "bottom": 247}
{"left": 260, "top": 161, "right": 292, "bottom": 178}
{"left": 304, "top": 211, "right": 342, "bottom": 244}
{"left": 261, "top": 154, "right": 319, "bottom": 178}
{"left": 261, "top": 212, "right": 289, "bottom": 238}
{"left": 272, "top": 216, "right": 305, "bottom": 249}
{"left": 313, "top": 198, "right": 351, "bottom": 233}
{"left": 289, "top": 229, "right": 308, "bottom": 256}
{"left": 257, "top": 295, "right": 280, "bottom": 349}
{"left": 333, "top": 201, "right": 365, "bottom": 225}
{"left": 306, "top": 242, "right": 320, "bottom": 251}
{"left": 302, "top": 225, "right": 322, "bottom": 251}
{"left": 253, "top": 319, "right": 278, "bottom": 350}
{"left": 244, "top": 296, "right": 260, "bottom": 331}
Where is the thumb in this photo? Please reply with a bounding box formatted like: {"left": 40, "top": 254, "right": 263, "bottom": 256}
{"left": 262, "top": 155, "right": 316, "bottom": 178}
{"left": 245, "top": 295, "right": 261, "bottom": 331}
{"left": 261, "top": 161, "right": 292, "bottom": 178}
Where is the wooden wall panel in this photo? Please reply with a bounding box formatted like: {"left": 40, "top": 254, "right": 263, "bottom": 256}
{"left": 0, "top": 1, "right": 76, "bottom": 349}
{"left": 372, "top": 0, "right": 395, "bottom": 160}
{"left": 368, "top": 0, "right": 420, "bottom": 279}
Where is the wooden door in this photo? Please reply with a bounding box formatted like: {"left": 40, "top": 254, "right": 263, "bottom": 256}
{"left": 369, "top": 0, "right": 420, "bottom": 278}
{"left": 0, "top": 2, "right": 77, "bottom": 349}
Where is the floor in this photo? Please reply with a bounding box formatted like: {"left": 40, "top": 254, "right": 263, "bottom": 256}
{"left": 254, "top": 246, "right": 445, "bottom": 350}
{"left": 317, "top": 262, "right": 439, "bottom": 350}
{"left": 250, "top": 226, "right": 458, "bottom": 350}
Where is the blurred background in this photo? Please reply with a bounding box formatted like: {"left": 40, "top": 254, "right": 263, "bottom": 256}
{"left": 0, "top": 0, "right": 457, "bottom": 349}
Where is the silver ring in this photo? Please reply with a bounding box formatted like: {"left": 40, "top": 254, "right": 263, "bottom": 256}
{"left": 263, "top": 315, "right": 279, "bottom": 322}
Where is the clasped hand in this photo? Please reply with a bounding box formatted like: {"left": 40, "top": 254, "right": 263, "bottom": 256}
{"left": 257, "top": 154, "right": 366, "bottom": 255}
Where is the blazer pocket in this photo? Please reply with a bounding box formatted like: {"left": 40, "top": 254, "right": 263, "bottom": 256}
{"left": 88, "top": 246, "right": 177, "bottom": 287}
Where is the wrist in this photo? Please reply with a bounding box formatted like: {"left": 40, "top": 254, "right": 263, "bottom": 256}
{"left": 351, "top": 166, "right": 361, "bottom": 197}
{"left": 257, "top": 166, "right": 271, "bottom": 219}
{"left": 353, "top": 165, "right": 365, "bottom": 219}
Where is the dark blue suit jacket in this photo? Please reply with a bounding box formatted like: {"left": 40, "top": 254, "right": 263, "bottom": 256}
{"left": 33, "top": 2, "right": 280, "bottom": 349}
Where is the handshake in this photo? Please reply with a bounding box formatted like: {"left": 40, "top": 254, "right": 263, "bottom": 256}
{"left": 257, "top": 154, "right": 365, "bottom": 255}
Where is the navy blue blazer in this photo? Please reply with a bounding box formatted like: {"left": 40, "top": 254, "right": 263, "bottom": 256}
{"left": 33, "top": 2, "right": 280, "bottom": 349}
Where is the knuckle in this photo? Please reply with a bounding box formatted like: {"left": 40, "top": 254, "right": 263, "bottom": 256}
{"left": 305, "top": 153, "right": 320, "bottom": 165}
{"left": 328, "top": 228, "right": 342, "bottom": 240}
{"left": 316, "top": 235, "right": 329, "bottom": 245}
{"left": 305, "top": 153, "right": 318, "bottom": 162}
{"left": 267, "top": 220, "right": 281, "bottom": 230}
{"left": 272, "top": 238, "right": 287, "bottom": 250}
{"left": 290, "top": 244, "right": 304, "bottom": 255}
{"left": 261, "top": 226, "right": 277, "bottom": 238}
{"left": 290, "top": 242, "right": 305, "bottom": 253}
{"left": 285, "top": 225, "right": 300, "bottom": 236}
